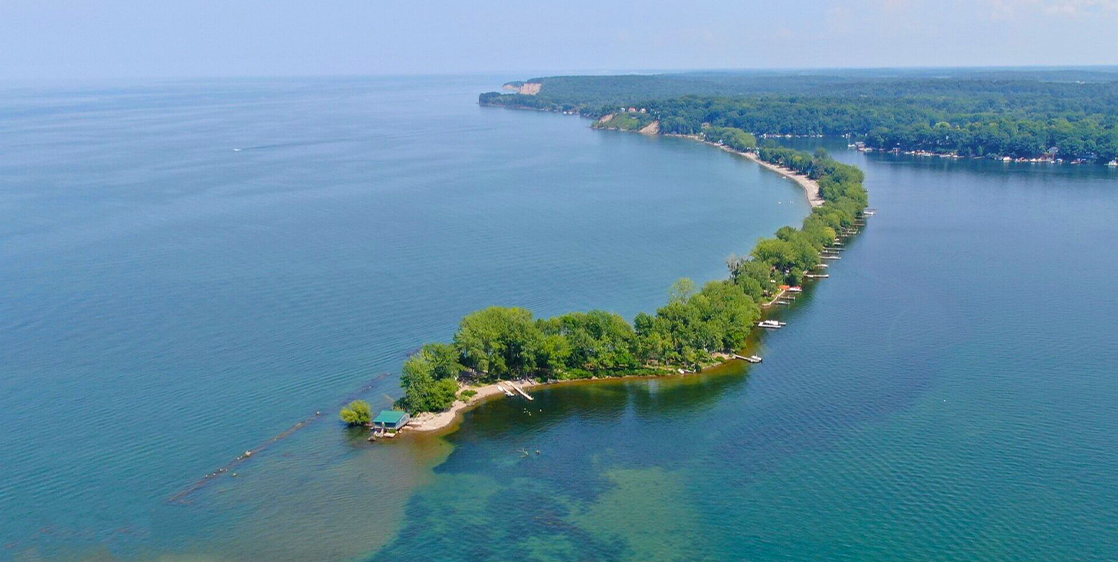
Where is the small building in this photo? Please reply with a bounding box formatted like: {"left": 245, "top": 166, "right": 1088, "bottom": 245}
{"left": 372, "top": 410, "right": 410, "bottom": 432}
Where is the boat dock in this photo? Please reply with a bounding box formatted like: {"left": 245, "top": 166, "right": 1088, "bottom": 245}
{"left": 732, "top": 354, "right": 763, "bottom": 363}
{"left": 805, "top": 273, "right": 829, "bottom": 279}
{"left": 496, "top": 384, "right": 515, "bottom": 397}
{"left": 509, "top": 382, "right": 534, "bottom": 401}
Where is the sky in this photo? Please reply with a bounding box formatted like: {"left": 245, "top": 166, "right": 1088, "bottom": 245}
{"left": 2, "top": 0, "right": 1116, "bottom": 80}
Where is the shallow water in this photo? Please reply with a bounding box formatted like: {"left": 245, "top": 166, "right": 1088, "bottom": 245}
{"left": 0, "top": 76, "right": 807, "bottom": 561}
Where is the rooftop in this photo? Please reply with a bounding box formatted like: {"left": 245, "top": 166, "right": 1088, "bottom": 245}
{"left": 372, "top": 410, "right": 408, "bottom": 424}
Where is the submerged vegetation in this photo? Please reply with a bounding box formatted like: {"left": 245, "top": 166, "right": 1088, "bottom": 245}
{"left": 481, "top": 70, "right": 1118, "bottom": 163}
{"left": 397, "top": 141, "right": 867, "bottom": 413}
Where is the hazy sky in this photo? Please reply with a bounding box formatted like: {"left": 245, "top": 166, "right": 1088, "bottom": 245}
{"left": 2, "top": 0, "right": 1116, "bottom": 80}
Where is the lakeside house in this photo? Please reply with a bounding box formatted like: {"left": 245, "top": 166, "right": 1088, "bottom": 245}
{"left": 372, "top": 410, "right": 410, "bottom": 432}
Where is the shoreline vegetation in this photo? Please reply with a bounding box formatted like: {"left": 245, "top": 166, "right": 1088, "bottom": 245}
{"left": 378, "top": 96, "right": 869, "bottom": 436}
{"left": 479, "top": 72, "right": 1118, "bottom": 165}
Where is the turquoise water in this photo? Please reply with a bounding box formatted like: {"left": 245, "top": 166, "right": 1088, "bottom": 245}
{"left": 3, "top": 77, "right": 1118, "bottom": 561}
{"left": 0, "top": 76, "right": 806, "bottom": 561}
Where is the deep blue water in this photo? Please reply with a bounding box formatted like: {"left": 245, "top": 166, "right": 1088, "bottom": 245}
{"left": 3, "top": 77, "right": 1118, "bottom": 561}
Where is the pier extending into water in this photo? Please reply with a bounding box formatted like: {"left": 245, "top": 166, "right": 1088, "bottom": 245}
{"left": 509, "top": 382, "right": 534, "bottom": 401}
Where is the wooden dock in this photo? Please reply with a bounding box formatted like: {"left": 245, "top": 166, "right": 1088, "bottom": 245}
{"left": 509, "top": 382, "right": 534, "bottom": 401}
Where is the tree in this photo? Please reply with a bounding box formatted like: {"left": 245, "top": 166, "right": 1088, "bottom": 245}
{"left": 418, "top": 342, "right": 464, "bottom": 380}
{"left": 340, "top": 400, "right": 371, "bottom": 426}
{"left": 454, "top": 306, "right": 542, "bottom": 379}
{"left": 540, "top": 310, "right": 638, "bottom": 373}
{"left": 752, "top": 238, "right": 797, "bottom": 270}
{"left": 400, "top": 352, "right": 461, "bottom": 413}
{"left": 696, "top": 280, "right": 761, "bottom": 351}
{"left": 669, "top": 278, "right": 696, "bottom": 303}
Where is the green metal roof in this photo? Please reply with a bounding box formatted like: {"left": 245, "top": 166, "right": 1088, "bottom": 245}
{"left": 373, "top": 410, "right": 408, "bottom": 424}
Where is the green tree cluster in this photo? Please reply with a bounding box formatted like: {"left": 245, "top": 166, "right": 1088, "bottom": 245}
{"left": 339, "top": 400, "right": 371, "bottom": 426}
{"left": 399, "top": 343, "right": 464, "bottom": 413}
{"left": 703, "top": 126, "right": 757, "bottom": 151}
{"left": 400, "top": 278, "right": 770, "bottom": 413}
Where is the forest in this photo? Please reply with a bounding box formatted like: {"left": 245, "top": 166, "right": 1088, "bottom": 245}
{"left": 480, "top": 70, "right": 1118, "bottom": 162}
{"left": 397, "top": 145, "right": 868, "bottom": 413}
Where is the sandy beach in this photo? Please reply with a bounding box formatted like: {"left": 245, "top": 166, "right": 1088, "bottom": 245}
{"left": 662, "top": 133, "right": 824, "bottom": 208}
{"left": 743, "top": 152, "right": 825, "bottom": 208}
{"left": 406, "top": 380, "right": 545, "bottom": 434}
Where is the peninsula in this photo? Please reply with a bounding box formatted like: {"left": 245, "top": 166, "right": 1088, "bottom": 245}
{"left": 376, "top": 88, "right": 869, "bottom": 434}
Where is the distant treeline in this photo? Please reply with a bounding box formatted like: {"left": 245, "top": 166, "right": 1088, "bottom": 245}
{"left": 480, "top": 71, "right": 1118, "bottom": 162}
{"left": 399, "top": 145, "right": 867, "bottom": 413}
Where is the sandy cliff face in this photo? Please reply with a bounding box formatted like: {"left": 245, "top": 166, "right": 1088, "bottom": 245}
{"left": 517, "top": 82, "right": 541, "bottom": 95}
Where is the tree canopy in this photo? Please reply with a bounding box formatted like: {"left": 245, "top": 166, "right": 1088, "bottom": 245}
{"left": 482, "top": 71, "right": 1118, "bottom": 163}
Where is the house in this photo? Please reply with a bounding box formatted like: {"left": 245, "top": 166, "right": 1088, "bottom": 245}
{"left": 372, "top": 410, "right": 410, "bottom": 432}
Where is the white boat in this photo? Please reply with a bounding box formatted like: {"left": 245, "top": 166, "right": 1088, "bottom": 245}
{"left": 1108, "top": 160, "right": 1118, "bottom": 167}
{"left": 787, "top": 286, "right": 803, "bottom": 293}
{"left": 757, "top": 320, "right": 783, "bottom": 329}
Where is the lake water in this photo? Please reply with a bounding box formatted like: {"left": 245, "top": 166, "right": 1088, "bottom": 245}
{"left": 3, "top": 77, "right": 1117, "bottom": 561}
{"left": 0, "top": 76, "right": 805, "bottom": 561}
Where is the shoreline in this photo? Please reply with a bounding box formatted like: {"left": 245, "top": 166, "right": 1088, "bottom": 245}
{"left": 667, "top": 133, "right": 825, "bottom": 208}
{"left": 405, "top": 364, "right": 734, "bottom": 435}
{"left": 406, "top": 381, "right": 532, "bottom": 434}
